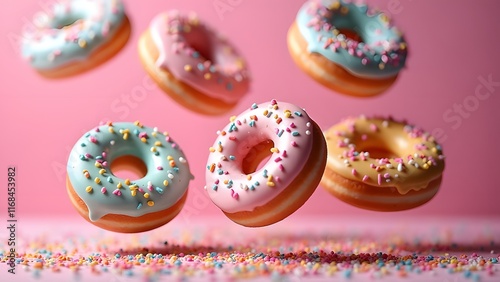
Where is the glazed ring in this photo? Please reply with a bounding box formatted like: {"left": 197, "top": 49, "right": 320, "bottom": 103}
{"left": 138, "top": 10, "right": 250, "bottom": 115}
{"left": 321, "top": 116, "right": 445, "bottom": 211}
{"left": 205, "top": 100, "right": 327, "bottom": 227}
{"left": 287, "top": 0, "right": 408, "bottom": 96}
{"left": 21, "top": 0, "right": 130, "bottom": 78}
{"left": 66, "top": 121, "right": 193, "bottom": 233}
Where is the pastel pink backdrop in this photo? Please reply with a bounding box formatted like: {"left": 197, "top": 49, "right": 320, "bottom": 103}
{"left": 1, "top": 0, "right": 499, "bottom": 223}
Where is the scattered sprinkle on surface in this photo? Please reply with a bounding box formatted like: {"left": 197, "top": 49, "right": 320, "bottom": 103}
{"left": 0, "top": 217, "right": 498, "bottom": 281}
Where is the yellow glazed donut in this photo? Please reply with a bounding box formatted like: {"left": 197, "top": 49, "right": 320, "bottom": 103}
{"left": 21, "top": 0, "right": 130, "bottom": 78}
{"left": 205, "top": 100, "right": 327, "bottom": 227}
{"left": 321, "top": 116, "right": 445, "bottom": 211}
{"left": 138, "top": 10, "right": 250, "bottom": 115}
{"left": 288, "top": 0, "right": 408, "bottom": 97}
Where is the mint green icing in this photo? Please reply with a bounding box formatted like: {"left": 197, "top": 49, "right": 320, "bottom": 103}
{"left": 21, "top": 0, "right": 126, "bottom": 70}
{"left": 67, "top": 122, "right": 193, "bottom": 221}
{"left": 296, "top": 0, "right": 407, "bottom": 79}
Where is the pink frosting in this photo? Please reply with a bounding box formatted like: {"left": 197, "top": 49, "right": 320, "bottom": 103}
{"left": 205, "top": 100, "right": 314, "bottom": 213}
{"left": 149, "top": 11, "right": 250, "bottom": 103}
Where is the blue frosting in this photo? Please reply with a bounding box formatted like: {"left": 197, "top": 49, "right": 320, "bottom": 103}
{"left": 21, "top": 0, "right": 126, "bottom": 70}
{"left": 67, "top": 122, "right": 193, "bottom": 221}
{"left": 296, "top": 0, "right": 407, "bottom": 79}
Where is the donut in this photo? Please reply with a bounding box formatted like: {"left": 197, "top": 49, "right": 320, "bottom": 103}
{"left": 205, "top": 100, "right": 327, "bottom": 227}
{"left": 287, "top": 0, "right": 408, "bottom": 97}
{"left": 21, "top": 0, "right": 130, "bottom": 78}
{"left": 138, "top": 10, "right": 250, "bottom": 115}
{"left": 321, "top": 116, "right": 445, "bottom": 211}
{"left": 66, "top": 121, "right": 193, "bottom": 233}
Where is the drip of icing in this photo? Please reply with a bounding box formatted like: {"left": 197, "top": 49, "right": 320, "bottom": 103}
{"left": 89, "top": 210, "right": 104, "bottom": 222}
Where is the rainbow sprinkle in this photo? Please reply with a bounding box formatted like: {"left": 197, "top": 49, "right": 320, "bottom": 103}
{"left": 1, "top": 217, "right": 498, "bottom": 281}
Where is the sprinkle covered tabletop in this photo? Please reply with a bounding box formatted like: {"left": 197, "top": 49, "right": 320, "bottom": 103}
{"left": 1, "top": 216, "right": 499, "bottom": 281}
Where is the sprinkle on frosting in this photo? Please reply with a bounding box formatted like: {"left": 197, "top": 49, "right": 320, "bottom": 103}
{"left": 205, "top": 100, "right": 314, "bottom": 213}
{"left": 148, "top": 10, "right": 250, "bottom": 103}
{"left": 296, "top": 0, "right": 408, "bottom": 78}
{"left": 21, "top": 0, "right": 127, "bottom": 70}
{"left": 67, "top": 122, "right": 193, "bottom": 221}
{"left": 324, "top": 116, "right": 445, "bottom": 194}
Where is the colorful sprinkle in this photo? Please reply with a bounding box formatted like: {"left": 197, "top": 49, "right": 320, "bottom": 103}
{"left": 5, "top": 217, "right": 497, "bottom": 280}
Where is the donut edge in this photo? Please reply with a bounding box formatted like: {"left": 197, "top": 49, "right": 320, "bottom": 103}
{"left": 66, "top": 175, "right": 188, "bottom": 233}
{"left": 320, "top": 167, "right": 442, "bottom": 211}
{"left": 287, "top": 21, "right": 397, "bottom": 97}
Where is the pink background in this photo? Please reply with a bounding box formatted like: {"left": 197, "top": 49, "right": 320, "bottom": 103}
{"left": 1, "top": 0, "right": 499, "bottom": 223}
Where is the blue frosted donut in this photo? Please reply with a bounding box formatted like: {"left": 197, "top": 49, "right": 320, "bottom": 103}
{"left": 66, "top": 121, "right": 193, "bottom": 232}
{"left": 295, "top": 0, "right": 408, "bottom": 79}
{"left": 21, "top": 0, "right": 130, "bottom": 78}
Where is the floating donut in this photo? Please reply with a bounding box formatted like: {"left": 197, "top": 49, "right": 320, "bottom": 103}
{"left": 321, "top": 116, "right": 445, "bottom": 211}
{"left": 21, "top": 0, "right": 130, "bottom": 78}
{"left": 138, "top": 10, "right": 250, "bottom": 115}
{"left": 287, "top": 0, "right": 408, "bottom": 96}
{"left": 66, "top": 121, "right": 193, "bottom": 233}
{"left": 205, "top": 100, "right": 327, "bottom": 227}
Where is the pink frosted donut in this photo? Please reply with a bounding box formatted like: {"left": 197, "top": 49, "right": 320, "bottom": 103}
{"left": 138, "top": 10, "right": 250, "bottom": 115}
{"left": 205, "top": 100, "right": 327, "bottom": 227}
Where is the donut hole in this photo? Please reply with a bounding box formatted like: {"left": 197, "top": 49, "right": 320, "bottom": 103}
{"left": 359, "top": 146, "right": 399, "bottom": 159}
{"left": 110, "top": 155, "right": 148, "bottom": 181}
{"left": 184, "top": 28, "right": 216, "bottom": 63}
{"left": 337, "top": 29, "right": 363, "bottom": 43}
{"left": 50, "top": 14, "right": 84, "bottom": 29}
{"left": 183, "top": 25, "right": 237, "bottom": 74}
{"left": 241, "top": 140, "right": 275, "bottom": 175}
